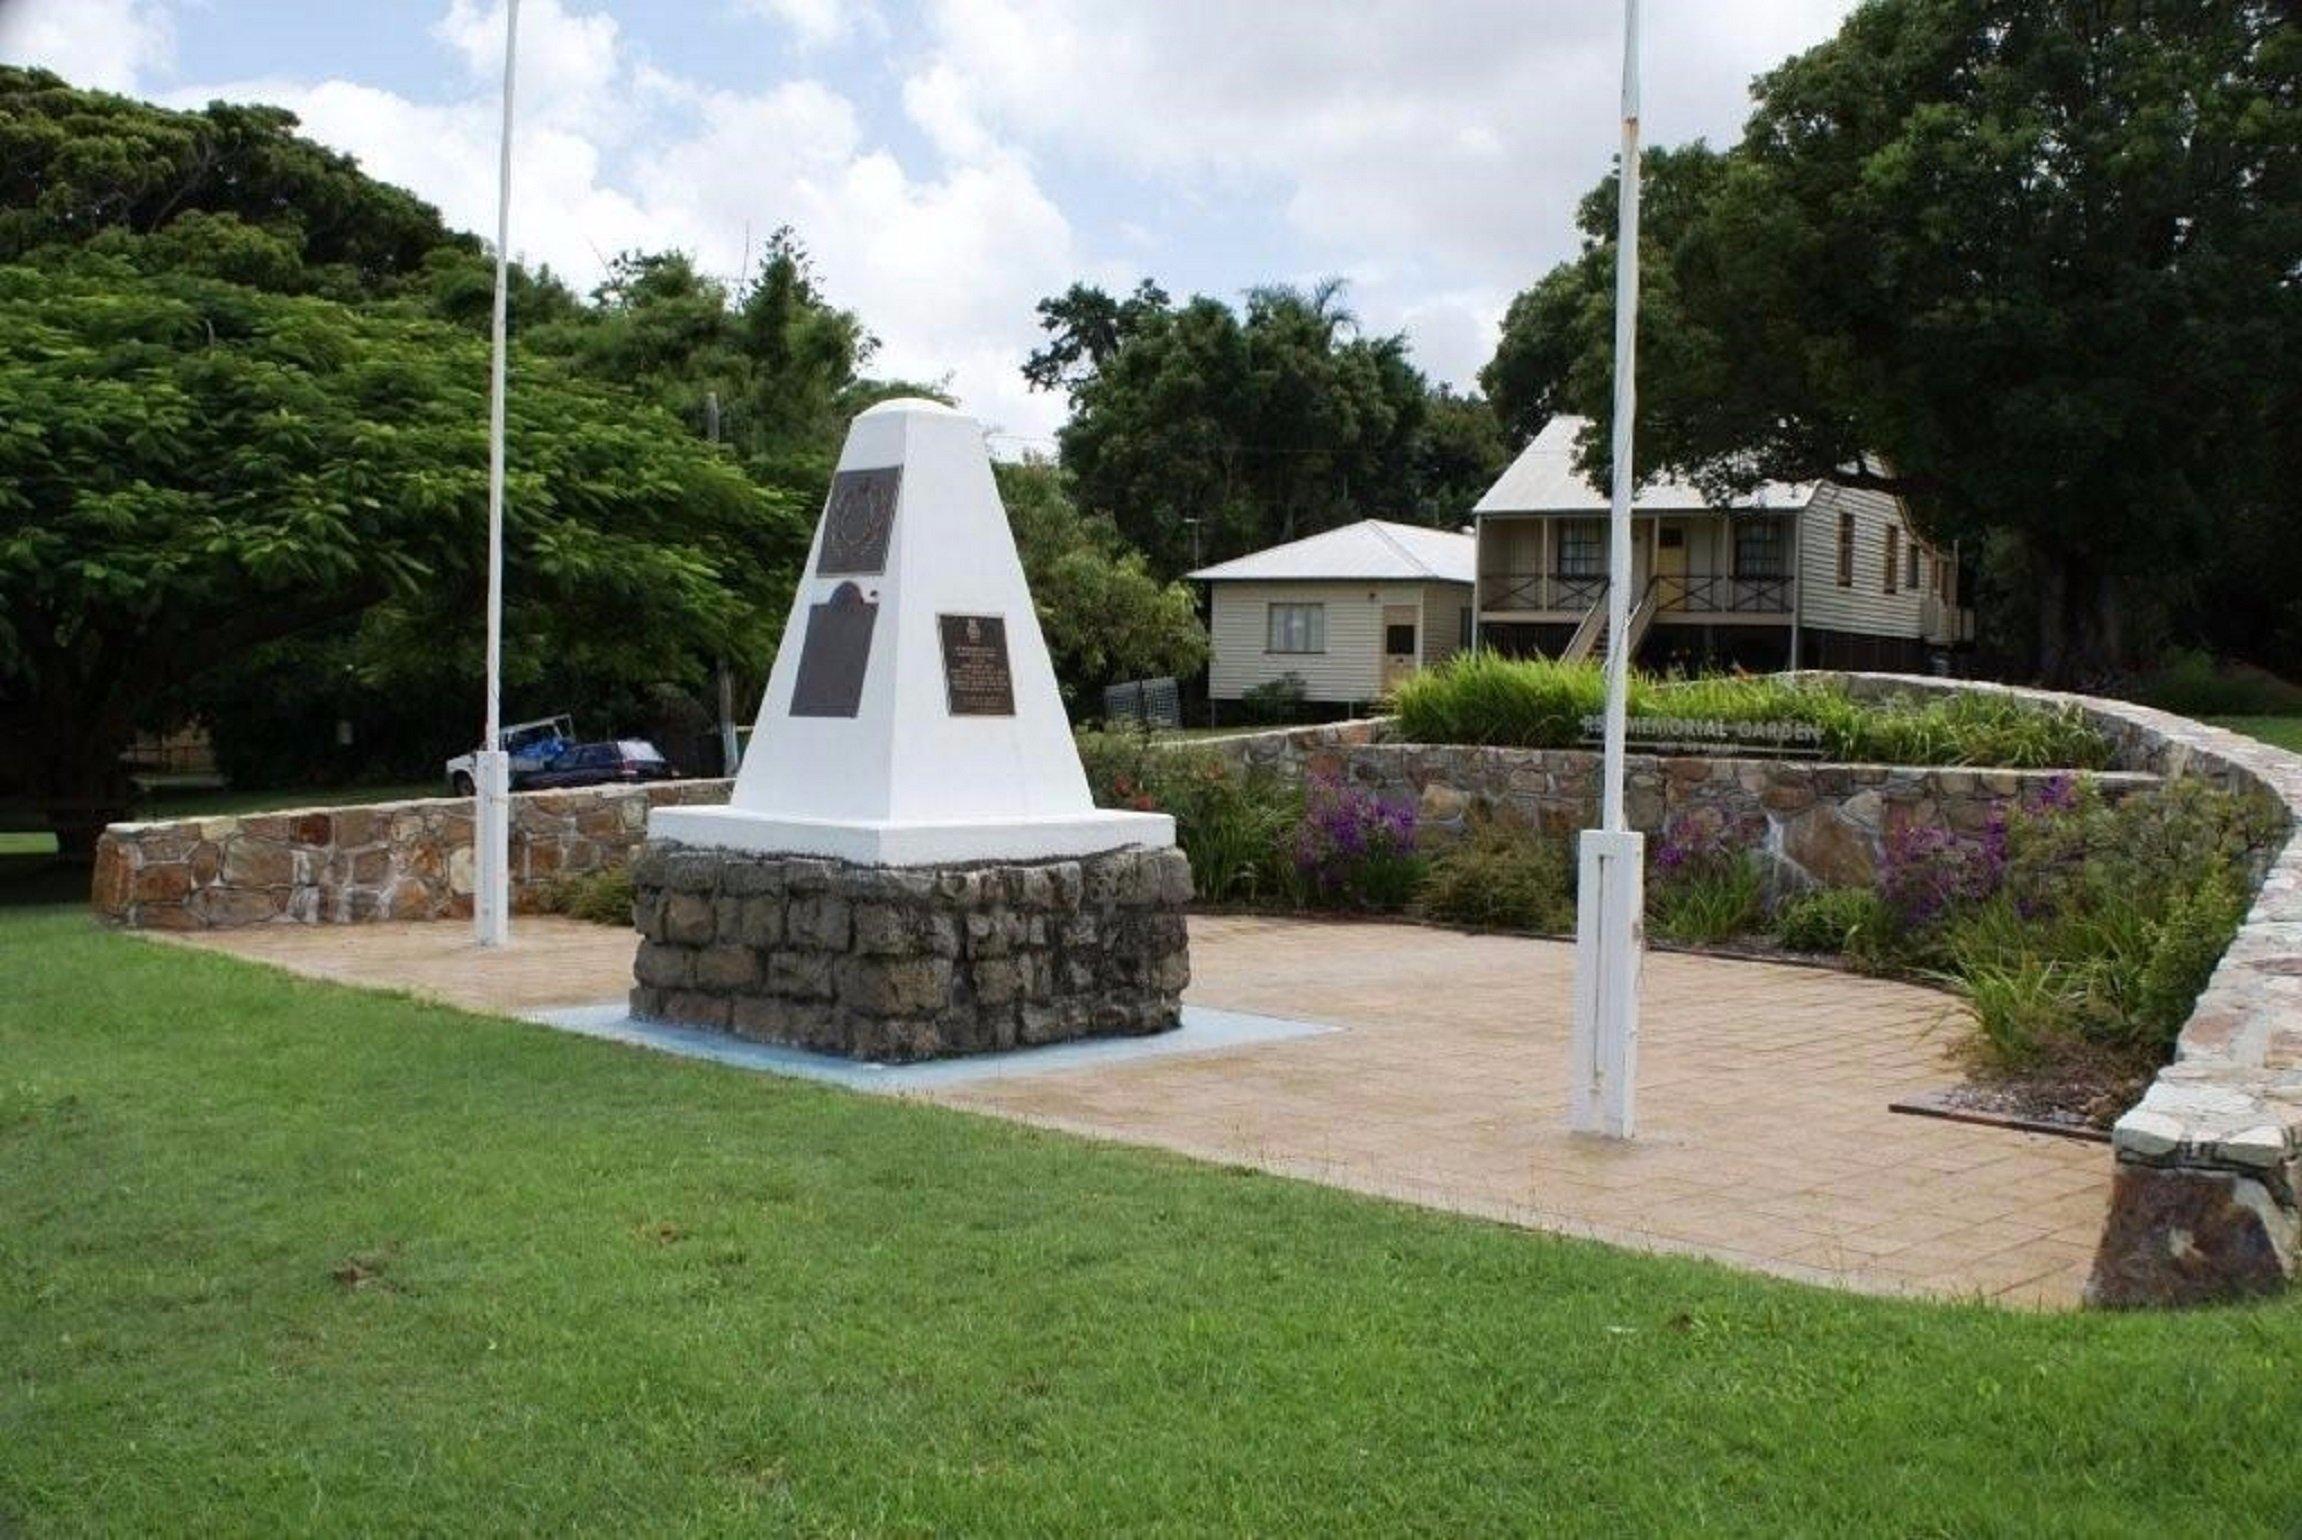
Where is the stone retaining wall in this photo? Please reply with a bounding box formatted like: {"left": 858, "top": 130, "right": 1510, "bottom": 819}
{"left": 91, "top": 780, "right": 732, "bottom": 929}
{"left": 1197, "top": 720, "right": 2157, "bottom": 892}
{"left": 628, "top": 841, "right": 1193, "bottom": 1061}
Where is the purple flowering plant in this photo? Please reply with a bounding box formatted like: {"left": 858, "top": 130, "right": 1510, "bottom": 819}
{"left": 1293, "top": 772, "right": 1423, "bottom": 909}
{"left": 1652, "top": 811, "right": 1740, "bottom": 881}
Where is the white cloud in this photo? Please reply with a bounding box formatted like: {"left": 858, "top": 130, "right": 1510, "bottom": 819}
{"left": 149, "top": 0, "right": 1078, "bottom": 441}
{"left": 909, "top": 0, "right": 1859, "bottom": 389}
{"left": 0, "top": 0, "right": 174, "bottom": 91}
{"left": 32, "top": 0, "right": 1864, "bottom": 430}
{"left": 733, "top": 0, "right": 882, "bottom": 51}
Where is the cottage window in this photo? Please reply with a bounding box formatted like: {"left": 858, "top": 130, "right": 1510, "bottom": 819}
{"left": 1267, "top": 602, "right": 1325, "bottom": 654}
{"left": 1557, "top": 519, "right": 1606, "bottom": 577}
{"left": 1836, "top": 511, "right": 1855, "bottom": 587}
{"left": 1734, "top": 517, "right": 1789, "bottom": 579}
{"left": 1907, "top": 540, "right": 1921, "bottom": 592}
{"left": 1885, "top": 526, "right": 1900, "bottom": 594}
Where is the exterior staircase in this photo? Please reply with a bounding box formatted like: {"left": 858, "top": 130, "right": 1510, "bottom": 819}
{"left": 1560, "top": 577, "right": 1660, "bottom": 664}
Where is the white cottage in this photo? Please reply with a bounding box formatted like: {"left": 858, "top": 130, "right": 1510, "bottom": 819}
{"left": 1474, "top": 416, "right": 1973, "bottom": 672}
{"left": 1190, "top": 519, "right": 1476, "bottom": 708}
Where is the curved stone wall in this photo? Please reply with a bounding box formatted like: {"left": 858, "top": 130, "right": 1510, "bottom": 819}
{"left": 1814, "top": 674, "right": 2302, "bottom": 1306}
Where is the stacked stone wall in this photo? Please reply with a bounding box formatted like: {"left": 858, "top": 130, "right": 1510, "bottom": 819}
{"left": 1197, "top": 723, "right": 2156, "bottom": 892}
{"left": 627, "top": 842, "right": 1192, "bottom": 1061}
{"left": 91, "top": 780, "right": 731, "bottom": 929}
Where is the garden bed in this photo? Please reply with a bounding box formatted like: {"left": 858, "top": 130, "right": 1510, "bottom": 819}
{"left": 1084, "top": 672, "right": 2282, "bottom": 1142}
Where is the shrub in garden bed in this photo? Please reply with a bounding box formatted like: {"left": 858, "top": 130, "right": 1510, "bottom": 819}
{"left": 1646, "top": 813, "right": 1767, "bottom": 944}
{"left": 1773, "top": 887, "right": 1899, "bottom": 963}
{"left": 1078, "top": 727, "right": 1302, "bottom": 907}
{"left": 1417, "top": 815, "right": 1576, "bottom": 933}
{"left": 1293, "top": 774, "right": 1424, "bottom": 912}
{"left": 1920, "top": 778, "right": 2276, "bottom": 1075}
{"left": 1391, "top": 654, "right": 2111, "bottom": 768}
{"left": 537, "top": 864, "right": 637, "bottom": 926}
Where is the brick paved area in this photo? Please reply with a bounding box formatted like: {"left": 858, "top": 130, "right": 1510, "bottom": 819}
{"left": 159, "top": 912, "right": 2110, "bottom": 1307}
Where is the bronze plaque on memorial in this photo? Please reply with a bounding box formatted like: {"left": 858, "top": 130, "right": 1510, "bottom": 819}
{"left": 938, "top": 613, "right": 1015, "bottom": 717}
{"left": 815, "top": 466, "right": 900, "bottom": 576}
{"left": 790, "top": 581, "right": 878, "bottom": 718}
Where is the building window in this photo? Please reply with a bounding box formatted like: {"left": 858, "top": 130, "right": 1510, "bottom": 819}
{"left": 1907, "top": 539, "right": 1921, "bottom": 592}
{"left": 1267, "top": 602, "right": 1325, "bottom": 654}
{"left": 1837, "top": 510, "right": 1855, "bottom": 587}
{"left": 1734, "top": 516, "right": 1789, "bottom": 578}
{"left": 1557, "top": 518, "right": 1606, "bottom": 577}
{"left": 1885, "top": 526, "right": 1900, "bottom": 594}
{"left": 1384, "top": 623, "right": 1417, "bottom": 655}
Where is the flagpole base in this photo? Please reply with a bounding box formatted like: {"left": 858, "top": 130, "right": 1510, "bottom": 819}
{"left": 1571, "top": 828, "right": 1644, "bottom": 1138}
{"left": 473, "top": 749, "right": 511, "bottom": 948}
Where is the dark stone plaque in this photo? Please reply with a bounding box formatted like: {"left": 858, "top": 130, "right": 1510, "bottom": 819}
{"left": 938, "top": 614, "right": 1015, "bottom": 717}
{"left": 790, "top": 582, "right": 878, "bottom": 718}
{"left": 816, "top": 466, "right": 901, "bottom": 576}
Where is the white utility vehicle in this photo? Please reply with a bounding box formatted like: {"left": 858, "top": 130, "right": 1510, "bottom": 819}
{"left": 444, "top": 715, "right": 576, "bottom": 795}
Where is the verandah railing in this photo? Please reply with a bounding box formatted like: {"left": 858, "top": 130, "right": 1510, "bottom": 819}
{"left": 1480, "top": 572, "right": 1791, "bottom": 615}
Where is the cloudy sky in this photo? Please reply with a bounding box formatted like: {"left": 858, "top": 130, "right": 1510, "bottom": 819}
{"left": 1, "top": 0, "right": 1859, "bottom": 447}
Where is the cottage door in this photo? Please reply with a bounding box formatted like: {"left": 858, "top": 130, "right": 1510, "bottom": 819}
{"left": 1381, "top": 605, "right": 1419, "bottom": 693}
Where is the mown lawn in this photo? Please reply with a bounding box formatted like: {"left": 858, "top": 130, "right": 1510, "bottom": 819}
{"left": 2211, "top": 715, "right": 2302, "bottom": 753}
{"left": 6, "top": 901, "right": 2302, "bottom": 1534}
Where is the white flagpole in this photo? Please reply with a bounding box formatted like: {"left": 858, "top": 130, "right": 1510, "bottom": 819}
{"left": 474, "top": 0, "right": 520, "bottom": 949}
{"left": 1570, "top": 0, "right": 1645, "bottom": 1137}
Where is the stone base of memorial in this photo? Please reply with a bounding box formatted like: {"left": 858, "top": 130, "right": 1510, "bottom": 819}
{"left": 626, "top": 840, "right": 1192, "bottom": 1062}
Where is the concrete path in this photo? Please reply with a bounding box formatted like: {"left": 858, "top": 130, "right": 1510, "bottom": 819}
{"left": 157, "top": 913, "right": 2110, "bottom": 1307}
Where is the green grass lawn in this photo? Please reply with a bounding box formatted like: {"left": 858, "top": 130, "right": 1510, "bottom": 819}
{"left": 7, "top": 903, "right": 2302, "bottom": 1533}
{"left": 2210, "top": 715, "right": 2302, "bottom": 753}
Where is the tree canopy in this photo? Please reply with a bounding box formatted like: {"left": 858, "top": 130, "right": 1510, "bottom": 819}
{"left": 996, "top": 460, "right": 1207, "bottom": 708}
{"left": 0, "top": 252, "right": 800, "bottom": 845}
{"left": 1482, "top": 0, "right": 2300, "bottom": 681}
{"left": 1030, "top": 279, "right": 1502, "bottom": 576}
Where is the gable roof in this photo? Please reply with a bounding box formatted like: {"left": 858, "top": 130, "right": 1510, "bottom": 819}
{"left": 1473, "top": 415, "right": 1818, "bottom": 515}
{"left": 1188, "top": 519, "right": 1475, "bottom": 585}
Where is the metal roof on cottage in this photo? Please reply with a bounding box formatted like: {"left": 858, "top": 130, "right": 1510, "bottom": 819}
{"left": 1187, "top": 519, "right": 1476, "bottom": 585}
{"left": 1474, "top": 415, "right": 1818, "bottom": 515}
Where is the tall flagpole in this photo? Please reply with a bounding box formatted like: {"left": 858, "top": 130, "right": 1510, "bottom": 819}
{"left": 1570, "top": 0, "right": 1645, "bottom": 1137}
{"left": 474, "top": 0, "right": 520, "bottom": 949}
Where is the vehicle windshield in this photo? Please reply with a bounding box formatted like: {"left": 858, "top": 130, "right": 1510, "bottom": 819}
{"left": 616, "top": 740, "right": 666, "bottom": 762}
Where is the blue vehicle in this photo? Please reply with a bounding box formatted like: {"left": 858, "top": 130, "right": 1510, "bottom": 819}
{"left": 515, "top": 738, "right": 678, "bottom": 791}
{"left": 444, "top": 715, "right": 576, "bottom": 795}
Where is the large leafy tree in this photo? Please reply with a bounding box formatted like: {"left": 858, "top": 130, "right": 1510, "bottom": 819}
{"left": 1029, "top": 279, "right": 1501, "bottom": 575}
{"left": 996, "top": 461, "right": 1207, "bottom": 711}
{"left": 532, "top": 233, "right": 901, "bottom": 495}
{"left": 0, "top": 254, "right": 799, "bottom": 848}
{"left": 1482, "top": 1, "right": 2300, "bottom": 682}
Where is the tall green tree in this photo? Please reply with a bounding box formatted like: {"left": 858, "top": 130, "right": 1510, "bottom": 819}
{"left": 1029, "top": 279, "right": 1500, "bottom": 576}
{"left": 0, "top": 255, "right": 801, "bottom": 848}
{"left": 1483, "top": 0, "right": 2300, "bottom": 682}
{"left": 995, "top": 461, "right": 1207, "bottom": 711}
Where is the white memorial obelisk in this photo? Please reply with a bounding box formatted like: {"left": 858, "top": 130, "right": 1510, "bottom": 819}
{"left": 1569, "top": 0, "right": 1647, "bottom": 1138}
{"left": 651, "top": 399, "right": 1173, "bottom": 865}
